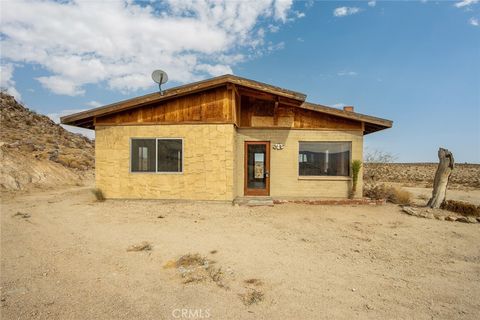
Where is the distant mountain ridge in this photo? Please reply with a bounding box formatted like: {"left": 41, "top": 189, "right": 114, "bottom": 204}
{"left": 0, "top": 92, "right": 94, "bottom": 190}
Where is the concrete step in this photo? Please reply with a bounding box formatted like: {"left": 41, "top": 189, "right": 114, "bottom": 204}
{"left": 233, "top": 197, "right": 274, "bottom": 207}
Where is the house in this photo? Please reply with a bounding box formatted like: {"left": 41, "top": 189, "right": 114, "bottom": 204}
{"left": 61, "top": 75, "right": 392, "bottom": 201}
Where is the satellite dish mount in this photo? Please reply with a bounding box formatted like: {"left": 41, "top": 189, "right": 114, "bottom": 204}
{"left": 151, "top": 70, "right": 169, "bottom": 95}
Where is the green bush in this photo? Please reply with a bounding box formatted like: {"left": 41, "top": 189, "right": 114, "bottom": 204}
{"left": 350, "top": 160, "right": 362, "bottom": 199}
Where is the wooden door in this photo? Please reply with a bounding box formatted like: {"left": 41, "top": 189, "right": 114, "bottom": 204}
{"left": 244, "top": 141, "right": 270, "bottom": 196}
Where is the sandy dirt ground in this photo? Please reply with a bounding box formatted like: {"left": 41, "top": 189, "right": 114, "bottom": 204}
{"left": 1, "top": 187, "right": 479, "bottom": 320}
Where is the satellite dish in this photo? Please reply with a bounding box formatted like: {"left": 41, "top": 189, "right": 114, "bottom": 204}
{"left": 151, "top": 70, "right": 168, "bottom": 95}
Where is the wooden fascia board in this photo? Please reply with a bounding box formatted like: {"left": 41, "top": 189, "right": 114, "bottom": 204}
{"left": 237, "top": 87, "right": 301, "bottom": 107}
{"left": 300, "top": 102, "right": 392, "bottom": 130}
{"left": 227, "top": 77, "right": 306, "bottom": 101}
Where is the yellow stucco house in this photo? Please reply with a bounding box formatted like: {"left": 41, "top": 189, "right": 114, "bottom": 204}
{"left": 61, "top": 75, "right": 392, "bottom": 201}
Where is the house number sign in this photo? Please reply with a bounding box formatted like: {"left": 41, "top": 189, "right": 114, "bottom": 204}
{"left": 272, "top": 143, "right": 284, "bottom": 150}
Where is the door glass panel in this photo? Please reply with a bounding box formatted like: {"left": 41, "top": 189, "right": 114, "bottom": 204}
{"left": 247, "top": 144, "right": 266, "bottom": 189}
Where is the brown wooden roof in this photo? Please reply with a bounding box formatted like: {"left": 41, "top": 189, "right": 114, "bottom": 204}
{"left": 299, "top": 102, "right": 392, "bottom": 134}
{"left": 61, "top": 74, "right": 392, "bottom": 134}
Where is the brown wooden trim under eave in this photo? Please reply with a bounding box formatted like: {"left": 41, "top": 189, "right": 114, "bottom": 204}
{"left": 237, "top": 126, "right": 364, "bottom": 132}
{"left": 300, "top": 102, "right": 392, "bottom": 129}
{"left": 95, "top": 121, "right": 236, "bottom": 127}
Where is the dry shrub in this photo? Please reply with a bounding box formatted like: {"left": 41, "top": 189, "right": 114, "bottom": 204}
{"left": 390, "top": 188, "right": 412, "bottom": 205}
{"left": 91, "top": 188, "right": 105, "bottom": 201}
{"left": 364, "top": 184, "right": 411, "bottom": 205}
{"left": 239, "top": 289, "right": 264, "bottom": 306}
{"left": 174, "top": 253, "right": 227, "bottom": 288}
{"left": 176, "top": 253, "right": 209, "bottom": 268}
{"left": 441, "top": 200, "right": 480, "bottom": 217}
{"left": 244, "top": 278, "right": 263, "bottom": 286}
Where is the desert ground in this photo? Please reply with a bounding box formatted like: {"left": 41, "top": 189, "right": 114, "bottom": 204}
{"left": 1, "top": 185, "right": 479, "bottom": 320}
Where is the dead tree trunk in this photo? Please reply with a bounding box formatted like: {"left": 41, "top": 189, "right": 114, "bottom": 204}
{"left": 427, "top": 148, "right": 454, "bottom": 208}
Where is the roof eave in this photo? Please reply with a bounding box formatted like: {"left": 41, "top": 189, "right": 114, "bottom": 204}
{"left": 60, "top": 74, "right": 306, "bottom": 126}
{"left": 300, "top": 102, "right": 392, "bottom": 134}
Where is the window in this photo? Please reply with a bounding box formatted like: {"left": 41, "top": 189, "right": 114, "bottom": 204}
{"left": 299, "top": 142, "right": 350, "bottom": 176}
{"left": 131, "top": 138, "right": 183, "bottom": 173}
{"left": 157, "top": 139, "right": 182, "bottom": 172}
{"left": 131, "top": 139, "right": 156, "bottom": 172}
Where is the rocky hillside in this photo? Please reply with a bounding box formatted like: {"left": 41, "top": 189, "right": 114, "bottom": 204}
{"left": 364, "top": 163, "right": 480, "bottom": 189}
{"left": 0, "top": 92, "right": 94, "bottom": 190}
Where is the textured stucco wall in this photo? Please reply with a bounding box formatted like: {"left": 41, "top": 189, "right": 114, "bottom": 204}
{"left": 95, "top": 125, "right": 363, "bottom": 200}
{"left": 95, "top": 124, "right": 235, "bottom": 200}
{"left": 235, "top": 129, "right": 364, "bottom": 199}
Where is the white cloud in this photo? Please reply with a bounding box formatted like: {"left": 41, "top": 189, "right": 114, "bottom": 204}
{"left": 295, "top": 11, "right": 306, "bottom": 18}
{"left": 37, "top": 76, "right": 85, "bottom": 96}
{"left": 0, "top": 63, "right": 22, "bottom": 101}
{"left": 268, "top": 24, "right": 281, "bottom": 33}
{"left": 455, "top": 0, "right": 479, "bottom": 8}
{"left": 469, "top": 17, "right": 479, "bottom": 26}
{"left": 274, "top": 0, "right": 294, "bottom": 22}
{"left": 1, "top": 0, "right": 295, "bottom": 97}
{"left": 333, "top": 7, "right": 361, "bottom": 17}
{"left": 195, "top": 64, "right": 233, "bottom": 76}
{"left": 368, "top": 1, "right": 376, "bottom": 7}
{"left": 86, "top": 101, "right": 103, "bottom": 108}
{"left": 47, "top": 109, "right": 94, "bottom": 139}
{"left": 337, "top": 71, "right": 358, "bottom": 76}
{"left": 332, "top": 103, "right": 345, "bottom": 108}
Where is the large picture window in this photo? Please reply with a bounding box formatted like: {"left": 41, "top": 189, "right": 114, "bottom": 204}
{"left": 299, "top": 142, "right": 350, "bottom": 177}
{"left": 131, "top": 138, "right": 183, "bottom": 173}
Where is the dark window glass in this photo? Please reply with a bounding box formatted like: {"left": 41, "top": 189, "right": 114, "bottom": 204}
{"left": 131, "top": 139, "right": 156, "bottom": 172}
{"left": 157, "top": 139, "right": 182, "bottom": 172}
{"left": 299, "top": 142, "right": 350, "bottom": 176}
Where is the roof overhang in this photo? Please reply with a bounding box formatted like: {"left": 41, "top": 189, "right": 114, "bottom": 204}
{"left": 60, "top": 74, "right": 392, "bottom": 134}
{"left": 60, "top": 74, "right": 306, "bottom": 129}
{"left": 300, "top": 102, "right": 392, "bottom": 134}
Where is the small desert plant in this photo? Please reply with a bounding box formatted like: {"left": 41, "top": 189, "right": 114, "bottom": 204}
{"left": 364, "top": 184, "right": 411, "bottom": 205}
{"left": 350, "top": 160, "right": 362, "bottom": 199}
{"left": 175, "top": 253, "right": 209, "bottom": 268}
{"left": 239, "top": 289, "right": 264, "bottom": 306}
{"left": 244, "top": 278, "right": 263, "bottom": 286}
{"left": 441, "top": 200, "right": 480, "bottom": 217}
{"left": 91, "top": 188, "right": 105, "bottom": 201}
{"left": 172, "top": 253, "right": 228, "bottom": 288}
{"left": 389, "top": 187, "right": 412, "bottom": 205}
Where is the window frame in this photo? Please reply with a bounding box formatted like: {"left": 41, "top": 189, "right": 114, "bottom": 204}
{"left": 297, "top": 141, "right": 352, "bottom": 179}
{"left": 129, "top": 137, "right": 184, "bottom": 174}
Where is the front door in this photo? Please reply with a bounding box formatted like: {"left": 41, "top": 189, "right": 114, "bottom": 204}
{"left": 244, "top": 141, "right": 270, "bottom": 196}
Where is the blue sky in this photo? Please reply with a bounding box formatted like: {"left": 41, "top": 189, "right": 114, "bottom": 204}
{"left": 1, "top": 0, "right": 479, "bottom": 163}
